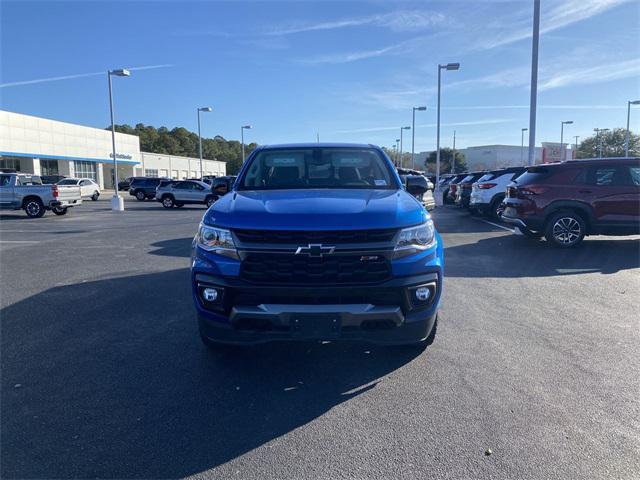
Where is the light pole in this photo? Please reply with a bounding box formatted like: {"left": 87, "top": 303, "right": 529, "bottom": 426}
{"left": 560, "top": 120, "right": 573, "bottom": 161}
{"left": 520, "top": 128, "right": 528, "bottom": 164}
{"left": 108, "top": 68, "right": 130, "bottom": 212}
{"left": 574, "top": 136, "right": 580, "bottom": 159}
{"left": 411, "top": 106, "right": 426, "bottom": 169}
{"left": 594, "top": 128, "right": 610, "bottom": 158}
{"left": 396, "top": 138, "right": 400, "bottom": 167}
{"left": 435, "top": 62, "right": 460, "bottom": 204}
{"left": 197, "top": 107, "right": 212, "bottom": 178}
{"left": 399, "top": 126, "right": 410, "bottom": 168}
{"left": 625, "top": 100, "right": 640, "bottom": 157}
{"left": 241, "top": 125, "right": 252, "bottom": 162}
{"left": 527, "top": 0, "right": 541, "bottom": 166}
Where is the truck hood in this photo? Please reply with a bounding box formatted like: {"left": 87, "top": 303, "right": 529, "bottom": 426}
{"left": 204, "top": 189, "right": 428, "bottom": 230}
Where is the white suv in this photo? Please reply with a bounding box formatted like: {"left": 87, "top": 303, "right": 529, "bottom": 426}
{"left": 469, "top": 167, "right": 525, "bottom": 219}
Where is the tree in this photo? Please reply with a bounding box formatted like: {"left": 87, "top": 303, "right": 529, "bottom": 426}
{"left": 577, "top": 128, "right": 639, "bottom": 159}
{"left": 108, "top": 124, "right": 258, "bottom": 174}
{"left": 424, "top": 148, "right": 466, "bottom": 174}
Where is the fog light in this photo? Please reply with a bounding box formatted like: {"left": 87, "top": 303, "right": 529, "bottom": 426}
{"left": 202, "top": 288, "right": 218, "bottom": 302}
{"left": 415, "top": 287, "right": 431, "bottom": 302}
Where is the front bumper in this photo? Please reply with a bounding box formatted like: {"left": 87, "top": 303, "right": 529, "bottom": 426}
{"left": 194, "top": 272, "right": 441, "bottom": 345}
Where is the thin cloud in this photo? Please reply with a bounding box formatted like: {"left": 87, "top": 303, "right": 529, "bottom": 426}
{"left": 267, "top": 10, "right": 445, "bottom": 36}
{"left": 478, "top": 0, "right": 626, "bottom": 50}
{"left": 299, "top": 43, "right": 406, "bottom": 65}
{"left": 334, "top": 119, "right": 515, "bottom": 135}
{"left": 539, "top": 58, "right": 640, "bottom": 90}
{"left": 0, "top": 64, "right": 173, "bottom": 88}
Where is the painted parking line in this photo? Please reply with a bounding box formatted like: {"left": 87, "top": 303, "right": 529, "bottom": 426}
{"left": 472, "top": 217, "right": 516, "bottom": 233}
{"left": 0, "top": 240, "right": 40, "bottom": 244}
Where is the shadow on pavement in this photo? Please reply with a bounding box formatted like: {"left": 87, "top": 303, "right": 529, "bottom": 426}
{"left": 149, "top": 238, "right": 193, "bottom": 257}
{"left": 445, "top": 235, "right": 640, "bottom": 277}
{"left": 1, "top": 269, "right": 422, "bottom": 479}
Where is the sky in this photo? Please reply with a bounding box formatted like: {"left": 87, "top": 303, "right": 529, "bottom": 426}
{"left": 1, "top": 0, "right": 639, "bottom": 153}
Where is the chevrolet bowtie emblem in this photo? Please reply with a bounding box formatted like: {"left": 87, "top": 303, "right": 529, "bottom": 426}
{"left": 295, "top": 244, "right": 336, "bottom": 257}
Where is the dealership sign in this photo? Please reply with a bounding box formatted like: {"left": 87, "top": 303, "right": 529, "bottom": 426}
{"left": 109, "top": 152, "right": 133, "bottom": 160}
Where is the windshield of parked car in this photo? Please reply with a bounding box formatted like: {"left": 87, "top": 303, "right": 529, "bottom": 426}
{"left": 239, "top": 147, "right": 398, "bottom": 190}
{"left": 57, "top": 179, "right": 78, "bottom": 185}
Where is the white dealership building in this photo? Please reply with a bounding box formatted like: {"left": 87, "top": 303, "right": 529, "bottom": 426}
{"left": 0, "top": 110, "right": 226, "bottom": 188}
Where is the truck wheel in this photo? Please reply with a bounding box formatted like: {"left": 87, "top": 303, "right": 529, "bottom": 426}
{"left": 91, "top": 192, "right": 99, "bottom": 201}
{"left": 52, "top": 207, "right": 68, "bottom": 216}
{"left": 24, "top": 199, "right": 45, "bottom": 218}
{"left": 544, "top": 211, "right": 586, "bottom": 248}
{"left": 162, "top": 195, "right": 175, "bottom": 208}
{"left": 135, "top": 191, "right": 146, "bottom": 201}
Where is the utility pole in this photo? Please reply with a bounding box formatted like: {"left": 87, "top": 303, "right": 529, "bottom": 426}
{"left": 520, "top": 128, "right": 528, "bottom": 164}
{"left": 573, "top": 135, "right": 579, "bottom": 159}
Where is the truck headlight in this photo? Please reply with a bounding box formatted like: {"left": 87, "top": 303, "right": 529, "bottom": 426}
{"left": 394, "top": 220, "right": 436, "bottom": 258}
{"left": 195, "top": 223, "right": 239, "bottom": 259}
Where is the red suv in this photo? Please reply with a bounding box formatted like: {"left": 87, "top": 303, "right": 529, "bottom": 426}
{"left": 501, "top": 158, "right": 640, "bottom": 247}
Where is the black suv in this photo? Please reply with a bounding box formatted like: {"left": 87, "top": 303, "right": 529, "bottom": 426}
{"left": 129, "top": 177, "right": 169, "bottom": 201}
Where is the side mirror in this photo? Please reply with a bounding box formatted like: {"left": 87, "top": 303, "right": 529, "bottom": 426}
{"left": 405, "top": 175, "right": 428, "bottom": 196}
{"left": 213, "top": 181, "right": 228, "bottom": 194}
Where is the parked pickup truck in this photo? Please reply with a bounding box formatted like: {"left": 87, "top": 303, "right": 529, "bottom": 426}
{"left": 0, "top": 173, "right": 82, "bottom": 218}
{"left": 192, "top": 143, "right": 444, "bottom": 350}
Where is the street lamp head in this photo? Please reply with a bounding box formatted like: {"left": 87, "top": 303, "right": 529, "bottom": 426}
{"left": 198, "top": 107, "right": 212, "bottom": 112}
{"left": 415, "top": 106, "right": 427, "bottom": 111}
{"left": 563, "top": 120, "right": 574, "bottom": 125}
{"left": 396, "top": 139, "right": 400, "bottom": 142}
{"left": 402, "top": 126, "right": 411, "bottom": 130}
{"left": 445, "top": 63, "right": 460, "bottom": 70}
{"left": 242, "top": 125, "right": 252, "bottom": 129}
{"left": 110, "top": 69, "right": 130, "bottom": 77}
{"left": 522, "top": 128, "right": 528, "bottom": 132}
{"left": 630, "top": 100, "right": 640, "bottom": 105}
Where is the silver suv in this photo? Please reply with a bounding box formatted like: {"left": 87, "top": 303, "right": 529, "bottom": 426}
{"left": 155, "top": 180, "right": 216, "bottom": 209}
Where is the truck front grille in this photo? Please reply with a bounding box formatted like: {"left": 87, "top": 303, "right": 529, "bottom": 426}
{"left": 240, "top": 253, "right": 391, "bottom": 285}
{"left": 233, "top": 228, "right": 397, "bottom": 244}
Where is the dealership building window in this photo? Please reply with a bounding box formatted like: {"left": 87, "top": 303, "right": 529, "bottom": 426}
{"left": 145, "top": 168, "right": 158, "bottom": 177}
{"left": 40, "top": 159, "right": 59, "bottom": 175}
{"left": 0, "top": 156, "right": 21, "bottom": 171}
{"left": 73, "top": 160, "right": 97, "bottom": 181}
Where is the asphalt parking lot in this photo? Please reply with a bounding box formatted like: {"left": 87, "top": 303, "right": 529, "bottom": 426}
{"left": 1, "top": 198, "right": 639, "bottom": 480}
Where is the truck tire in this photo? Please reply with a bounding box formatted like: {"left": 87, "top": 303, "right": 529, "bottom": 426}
{"left": 91, "top": 192, "right": 99, "bottom": 201}
{"left": 544, "top": 210, "right": 586, "bottom": 248}
{"left": 23, "top": 198, "right": 45, "bottom": 218}
{"left": 135, "top": 191, "right": 146, "bottom": 201}
{"left": 162, "top": 195, "right": 175, "bottom": 208}
{"left": 52, "top": 207, "right": 68, "bottom": 215}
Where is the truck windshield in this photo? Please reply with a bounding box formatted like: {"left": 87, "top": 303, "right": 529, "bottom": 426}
{"left": 238, "top": 147, "right": 397, "bottom": 190}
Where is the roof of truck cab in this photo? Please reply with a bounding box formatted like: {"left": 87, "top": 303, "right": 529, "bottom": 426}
{"left": 255, "top": 143, "right": 380, "bottom": 150}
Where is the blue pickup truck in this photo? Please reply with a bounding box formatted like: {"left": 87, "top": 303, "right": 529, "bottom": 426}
{"left": 191, "top": 144, "right": 444, "bottom": 348}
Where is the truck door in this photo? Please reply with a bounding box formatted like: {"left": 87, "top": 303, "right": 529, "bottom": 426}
{"left": 0, "top": 174, "right": 15, "bottom": 207}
